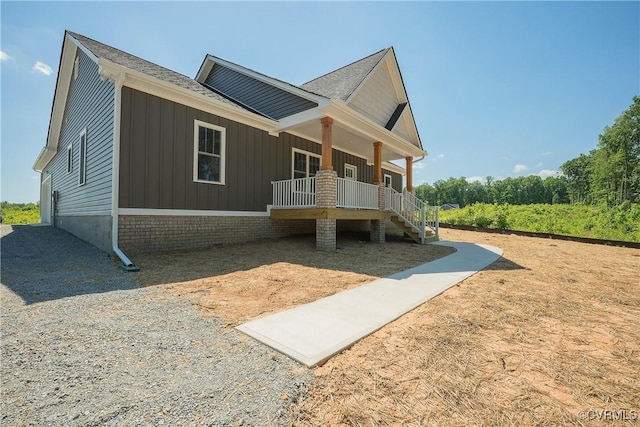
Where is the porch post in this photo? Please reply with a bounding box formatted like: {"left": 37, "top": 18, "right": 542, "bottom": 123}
{"left": 316, "top": 117, "right": 337, "bottom": 251}
{"left": 371, "top": 141, "right": 385, "bottom": 243}
{"left": 321, "top": 117, "right": 334, "bottom": 170}
{"left": 373, "top": 141, "right": 382, "bottom": 183}
{"left": 406, "top": 156, "right": 413, "bottom": 193}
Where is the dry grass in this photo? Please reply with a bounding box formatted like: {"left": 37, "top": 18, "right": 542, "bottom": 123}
{"left": 132, "top": 231, "right": 454, "bottom": 325}
{"left": 132, "top": 228, "right": 639, "bottom": 426}
{"left": 290, "top": 229, "right": 640, "bottom": 426}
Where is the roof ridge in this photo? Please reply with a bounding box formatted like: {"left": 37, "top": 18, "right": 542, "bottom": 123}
{"left": 302, "top": 47, "right": 389, "bottom": 86}
{"left": 66, "top": 30, "right": 196, "bottom": 83}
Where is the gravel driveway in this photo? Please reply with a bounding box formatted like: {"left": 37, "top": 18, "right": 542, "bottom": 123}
{"left": 1, "top": 225, "right": 311, "bottom": 426}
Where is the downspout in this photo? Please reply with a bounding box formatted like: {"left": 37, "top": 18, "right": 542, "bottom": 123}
{"left": 111, "top": 74, "right": 139, "bottom": 271}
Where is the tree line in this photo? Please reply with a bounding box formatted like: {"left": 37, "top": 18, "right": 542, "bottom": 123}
{"left": 415, "top": 97, "right": 639, "bottom": 207}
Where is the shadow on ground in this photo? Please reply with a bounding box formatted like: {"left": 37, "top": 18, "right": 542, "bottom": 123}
{"left": 1, "top": 225, "right": 136, "bottom": 305}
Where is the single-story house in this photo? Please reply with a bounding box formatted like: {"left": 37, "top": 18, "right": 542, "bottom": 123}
{"left": 33, "top": 31, "right": 438, "bottom": 269}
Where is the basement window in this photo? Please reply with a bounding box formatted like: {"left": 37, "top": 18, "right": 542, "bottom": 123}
{"left": 193, "top": 120, "right": 225, "bottom": 185}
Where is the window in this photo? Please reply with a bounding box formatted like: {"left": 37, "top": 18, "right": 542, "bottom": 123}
{"left": 78, "top": 129, "right": 87, "bottom": 186}
{"left": 292, "top": 148, "right": 321, "bottom": 179}
{"left": 73, "top": 55, "right": 79, "bottom": 80}
{"left": 384, "top": 174, "right": 392, "bottom": 188}
{"left": 193, "top": 120, "right": 225, "bottom": 184}
{"left": 344, "top": 164, "right": 357, "bottom": 181}
{"left": 67, "top": 144, "right": 73, "bottom": 174}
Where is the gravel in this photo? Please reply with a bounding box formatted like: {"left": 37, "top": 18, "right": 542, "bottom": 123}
{"left": 1, "top": 225, "right": 312, "bottom": 426}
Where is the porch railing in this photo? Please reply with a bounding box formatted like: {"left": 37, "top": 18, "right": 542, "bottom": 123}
{"left": 385, "top": 187, "right": 439, "bottom": 242}
{"left": 272, "top": 177, "right": 316, "bottom": 208}
{"left": 336, "top": 178, "right": 379, "bottom": 209}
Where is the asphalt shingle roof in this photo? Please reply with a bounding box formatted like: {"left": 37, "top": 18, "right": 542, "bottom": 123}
{"left": 300, "top": 48, "right": 389, "bottom": 101}
{"left": 67, "top": 31, "right": 247, "bottom": 111}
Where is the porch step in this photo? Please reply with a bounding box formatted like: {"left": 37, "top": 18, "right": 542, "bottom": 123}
{"left": 389, "top": 214, "right": 438, "bottom": 244}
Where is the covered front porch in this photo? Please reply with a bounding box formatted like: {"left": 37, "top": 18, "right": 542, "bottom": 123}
{"left": 270, "top": 175, "right": 439, "bottom": 248}
{"left": 271, "top": 113, "right": 436, "bottom": 250}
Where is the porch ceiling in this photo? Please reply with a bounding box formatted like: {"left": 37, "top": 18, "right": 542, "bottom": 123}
{"left": 286, "top": 120, "right": 414, "bottom": 163}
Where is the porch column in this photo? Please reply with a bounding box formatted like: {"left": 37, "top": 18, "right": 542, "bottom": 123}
{"left": 321, "top": 117, "right": 334, "bottom": 170}
{"left": 316, "top": 117, "right": 337, "bottom": 251}
{"left": 373, "top": 141, "right": 382, "bottom": 183}
{"left": 371, "top": 141, "right": 385, "bottom": 243}
{"left": 406, "top": 156, "right": 413, "bottom": 193}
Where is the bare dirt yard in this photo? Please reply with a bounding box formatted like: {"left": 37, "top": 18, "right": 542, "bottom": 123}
{"left": 134, "top": 229, "right": 640, "bottom": 426}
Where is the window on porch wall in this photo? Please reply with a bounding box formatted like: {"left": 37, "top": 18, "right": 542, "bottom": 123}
{"left": 293, "top": 150, "right": 320, "bottom": 179}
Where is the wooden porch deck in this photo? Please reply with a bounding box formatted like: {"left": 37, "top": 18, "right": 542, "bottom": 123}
{"left": 269, "top": 207, "right": 390, "bottom": 220}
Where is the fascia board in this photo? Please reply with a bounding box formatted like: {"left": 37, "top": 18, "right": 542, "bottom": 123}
{"left": 382, "top": 161, "right": 406, "bottom": 175}
{"left": 203, "top": 54, "right": 328, "bottom": 105}
{"left": 271, "top": 103, "right": 331, "bottom": 135}
{"left": 99, "top": 60, "right": 279, "bottom": 133}
{"left": 326, "top": 101, "right": 425, "bottom": 158}
{"left": 33, "top": 36, "right": 80, "bottom": 172}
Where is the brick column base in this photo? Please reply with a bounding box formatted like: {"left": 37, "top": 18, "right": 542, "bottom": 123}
{"left": 370, "top": 219, "right": 385, "bottom": 243}
{"left": 316, "top": 218, "right": 337, "bottom": 251}
{"left": 315, "top": 169, "right": 337, "bottom": 251}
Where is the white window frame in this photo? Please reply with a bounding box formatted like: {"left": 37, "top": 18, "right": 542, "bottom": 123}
{"left": 78, "top": 128, "right": 87, "bottom": 186}
{"left": 344, "top": 163, "right": 357, "bottom": 181}
{"left": 291, "top": 148, "right": 321, "bottom": 179}
{"left": 66, "top": 143, "right": 73, "bottom": 174}
{"left": 73, "top": 55, "right": 79, "bottom": 80}
{"left": 193, "top": 120, "right": 226, "bottom": 185}
{"left": 384, "top": 173, "right": 392, "bottom": 188}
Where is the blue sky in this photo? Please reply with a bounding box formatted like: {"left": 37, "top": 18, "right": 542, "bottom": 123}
{"left": 1, "top": 1, "right": 638, "bottom": 203}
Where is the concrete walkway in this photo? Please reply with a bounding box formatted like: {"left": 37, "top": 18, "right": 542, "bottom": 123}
{"left": 237, "top": 241, "right": 503, "bottom": 367}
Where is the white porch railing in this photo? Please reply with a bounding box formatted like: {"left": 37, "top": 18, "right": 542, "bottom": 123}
{"left": 385, "top": 187, "right": 439, "bottom": 242}
{"left": 336, "top": 178, "right": 379, "bottom": 209}
{"left": 272, "top": 177, "right": 316, "bottom": 208}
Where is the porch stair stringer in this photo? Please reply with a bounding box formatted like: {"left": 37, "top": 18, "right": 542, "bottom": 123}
{"left": 389, "top": 214, "right": 438, "bottom": 244}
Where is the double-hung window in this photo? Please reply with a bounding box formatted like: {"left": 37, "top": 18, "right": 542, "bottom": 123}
{"left": 292, "top": 149, "right": 321, "bottom": 179}
{"left": 78, "top": 129, "right": 87, "bottom": 186}
{"left": 193, "top": 120, "right": 225, "bottom": 185}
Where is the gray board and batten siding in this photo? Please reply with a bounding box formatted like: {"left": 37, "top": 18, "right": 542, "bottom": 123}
{"left": 118, "top": 87, "right": 402, "bottom": 212}
{"left": 41, "top": 49, "right": 114, "bottom": 251}
{"left": 203, "top": 64, "right": 317, "bottom": 120}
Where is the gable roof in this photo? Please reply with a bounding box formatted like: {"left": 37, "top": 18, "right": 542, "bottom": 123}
{"left": 300, "top": 48, "right": 389, "bottom": 101}
{"left": 67, "top": 32, "right": 247, "bottom": 112}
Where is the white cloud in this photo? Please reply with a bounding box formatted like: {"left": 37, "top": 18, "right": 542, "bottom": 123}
{"left": 437, "top": 153, "right": 445, "bottom": 159}
{"left": 33, "top": 61, "right": 53, "bottom": 75}
{"left": 413, "top": 161, "right": 426, "bottom": 170}
{"left": 536, "top": 162, "right": 543, "bottom": 168}
{"left": 540, "top": 151, "right": 552, "bottom": 157}
{"left": 538, "top": 169, "right": 560, "bottom": 178}
{"left": 0, "top": 50, "right": 12, "bottom": 61}
{"left": 513, "top": 164, "right": 528, "bottom": 173}
{"left": 466, "top": 176, "right": 485, "bottom": 184}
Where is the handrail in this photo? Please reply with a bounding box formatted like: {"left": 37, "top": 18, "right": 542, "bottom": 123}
{"left": 385, "top": 187, "right": 439, "bottom": 242}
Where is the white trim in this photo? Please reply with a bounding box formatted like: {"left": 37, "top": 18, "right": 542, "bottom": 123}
{"left": 193, "top": 119, "right": 226, "bottom": 185}
{"left": 73, "top": 55, "right": 79, "bottom": 80}
{"left": 100, "top": 60, "right": 278, "bottom": 133}
{"left": 119, "top": 208, "right": 270, "bottom": 217}
{"left": 382, "top": 161, "right": 406, "bottom": 175}
{"left": 40, "top": 175, "right": 52, "bottom": 224}
{"left": 78, "top": 128, "right": 87, "bottom": 186}
{"left": 55, "top": 211, "right": 112, "bottom": 217}
{"left": 66, "top": 143, "right": 73, "bottom": 174}
{"left": 384, "top": 174, "right": 393, "bottom": 188}
{"left": 291, "top": 147, "right": 321, "bottom": 179}
{"left": 344, "top": 163, "right": 357, "bottom": 181}
{"left": 67, "top": 33, "right": 99, "bottom": 64}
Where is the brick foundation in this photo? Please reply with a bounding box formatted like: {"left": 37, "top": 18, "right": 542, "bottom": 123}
{"left": 315, "top": 169, "right": 338, "bottom": 251}
{"left": 118, "top": 215, "right": 315, "bottom": 254}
